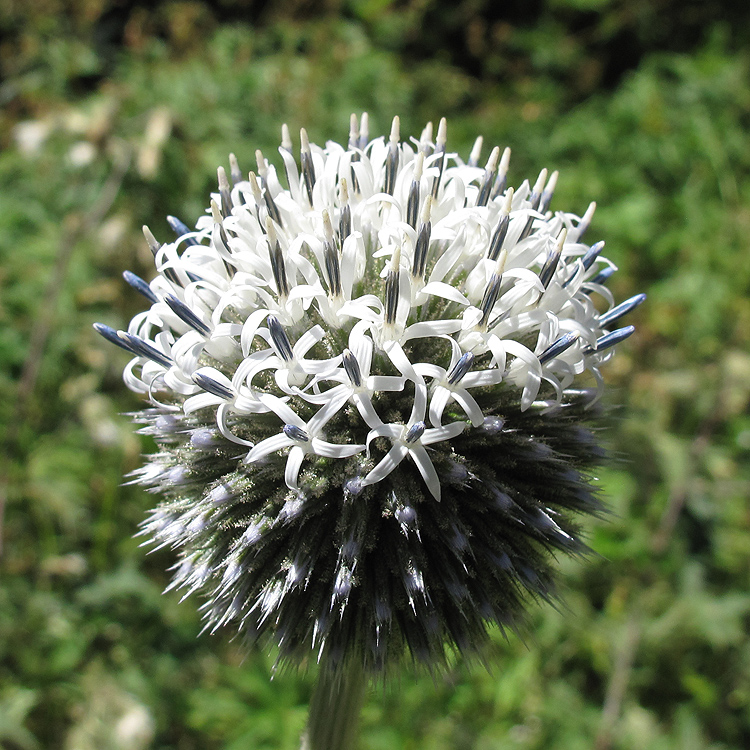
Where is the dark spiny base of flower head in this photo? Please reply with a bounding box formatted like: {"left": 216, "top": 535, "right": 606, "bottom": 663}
{"left": 136, "top": 385, "right": 605, "bottom": 676}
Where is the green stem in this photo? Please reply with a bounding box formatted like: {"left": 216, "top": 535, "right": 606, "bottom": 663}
{"left": 301, "top": 663, "right": 367, "bottom": 750}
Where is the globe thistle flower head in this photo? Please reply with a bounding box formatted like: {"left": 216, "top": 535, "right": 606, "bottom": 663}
{"left": 96, "top": 115, "right": 643, "bottom": 674}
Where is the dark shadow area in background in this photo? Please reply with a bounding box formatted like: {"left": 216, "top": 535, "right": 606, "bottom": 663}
{"left": 2, "top": 0, "right": 749, "bottom": 106}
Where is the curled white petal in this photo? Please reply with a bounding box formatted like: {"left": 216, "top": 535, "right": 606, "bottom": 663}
{"left": 110, "top": 117, "right": 638, "bottom": 506}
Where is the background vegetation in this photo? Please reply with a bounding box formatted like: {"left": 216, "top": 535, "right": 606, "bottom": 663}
{"left": 1, "top": 1, "right": 749, "bottom": 748}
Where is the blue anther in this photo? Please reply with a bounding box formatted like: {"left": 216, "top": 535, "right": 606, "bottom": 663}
{"left": 487, "top": 214, "right": 509, "bottom": 261}
{"left": 539, "top": 247, "right": 561, "bottom": 289}
{"left": 167, "top": 215, "right": 199, "bottom": 246}
{"left": 589, "top": 266, "right": 616, "bottom": 285}
{"left": 267, "top": 316, "right": 294, "bottom": 361}
{"left": 164, "top": 294, "right": 212, "bottom": 336}
{"left": 283, "top": 424, "right": 309, "bottom": 442}
{"left": 585, "top": 325, "right": 635, "bottom": 354}
{"left": 93, "top": 323, "right": 136, "bottom": 354}
{"left": 119, "top": 333, "right": 172, "bottom": 367}
{"left": 123, "top": 271, "right": 158, "bottom": 304}
{"left": 447, "top": 352, "right": 475, "bottom": 385}
{"left": 581, "top": 241, "right": 605, "bottom": 271}
{"left": 405, "top": 421, "right": 426, "bottom": 444}
{"left": 192, "top": 372, "right": 234, "bottom": 400}
{"left": 538, "top": 331, "right": 579, "bottom": 365}
{"left": 342, "top": 349, "right": 362, "bottom": 387}
{"left": 597, "top": 294, "right": 646, "bottom": 328}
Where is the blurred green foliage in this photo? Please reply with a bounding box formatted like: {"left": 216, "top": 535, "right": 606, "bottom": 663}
{"left": 1, "top": 2, "right": 749, "bottom": 749}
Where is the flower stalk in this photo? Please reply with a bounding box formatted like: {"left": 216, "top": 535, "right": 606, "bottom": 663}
{"left": 301, "top": 665, "right": 367, "bottom": 750}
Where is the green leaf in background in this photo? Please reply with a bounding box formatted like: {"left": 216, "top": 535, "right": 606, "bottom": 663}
{"left": 1, "top": 3, "right": 749, "bottom": 748}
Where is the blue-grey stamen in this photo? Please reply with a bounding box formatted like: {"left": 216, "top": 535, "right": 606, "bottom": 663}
{"left": 118, "top": 332, "right": 172, "bottom": 368}
{"left": 210, "top": 201, "right": 234, "bottom": 279}
{"left": 324, "top": 241, "right": 342, "bottom": 297}
{"left": 405, "top": 422, "right": 426, "bottom": 444}
{"left": 539, "top": 243, "right": 562, "bottom": 289}
{"left": 229, "top": 153, "right": 242, "bottom": 185}
{"left": 488, "top": 215, "right": 510, "bottom": 262}
{"left": 447, "top": 352, "right": 475, "bottom": 384}
{"left": 411, "top": 204, "right": 432, "bottom": 280}
{"left": 339, "top": 178, "right": 352, "bottom": 241}
{"left": 538, "top": 331, "right": 580, "bottom": 365}
{"left": 255, "top": 150, "right": 284, "bottom": 228}
{"left": 518, "top": 215, "right": 536, "bottom": 242}
{"left": 166, "top": 215, "right": 199, "bottom": 246}
{"left": 268, "top": 235, "right": 290, "bottom": 298}
{"left": 300, "top": 128, "right": 316, "bottom": 206}
{"left": 589, "top": 266, "right": 616, "bottom": 286}
{"left": 479, "top": 273, "right": 503, "bottom": 328}
{"left": 322, "top": 210, "right": 342, "bottom": 297}
{"left": 584, "top": 325, "right": 635, "bottom": 354}
{"left": 123, "top": 271, "right": 158, "bottom": 304}
{"left": 490, "top": 172, "right": 507, "bottom": 201}
{"left": 564, "top": 240, "right": 605, "bottom": 288}
{"left": 518, "top": 169, "right": 548, "bottom": 241}
{"left": 217, "top": 221, "right": 231, "bottom": 252}
{"left": 576, "top": 202, "right": 596, "bottom": 241}
{"left": 476, "top": 146, "right": 500, "bottom": 208}
{"left": 166, "top": 215, "right": 190, "bottom": 236}
{"left": 384, "top": 117, "right": 400, "bottom": 196}
{"left": 431, "top": 118, "right": 447, "bottom": 199}
{"left": 528, "top": 169, "right": 547, "bottom": 212}
{"left": 406, "top": 179, "right": 420, "bottom": 229}
{"left": 93, "top": 323, "right": 137, "bottom": 354}
{"left": 582, "top": 240, "right": 606, "bottom": 271}
{"left": 262, "top": 188, "right": 283, "bottom": 228}
{"left": 406, "top": 152, "right": 425, "bottom": 230}
{"left": 489, "top": 147, "right": 511, "bottom": 201}
{"left": 342, "top": 349, "right": 362, "bottom": 387}
{"left": 338, "top": 178, "right": 353, "bottom": 239}
{"left": 192, "top": 372, "right": 234, "bottom": 400}
{"left": 384, "top": 266, "right": 400, "bottom": 326}
{"left": 538, "top": 171, "right": 558, "bottom": 214}
{"left": 283, "top": 424, "right": 309, "bottom": 442}
{"left": 348, "top": 115, "right": 361, "bottom": 194}
{"left": 339, "top": 202, "right": 351, "bottom": 242}
{"left": 164, "top": 294, "right": 211, "bottom": 336}
{"left": 597, "top": 294, "right": 647, "bottom": 328}
{"left": 217, "top": 166, "right": 232, "bottom": 219}
{"left": 267, "top": 315, "right": 294, "bottom": 362}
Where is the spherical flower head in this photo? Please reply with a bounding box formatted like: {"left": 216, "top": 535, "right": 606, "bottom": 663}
{"left": 96, "top": 115, "right": 643, "bottom": 674}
